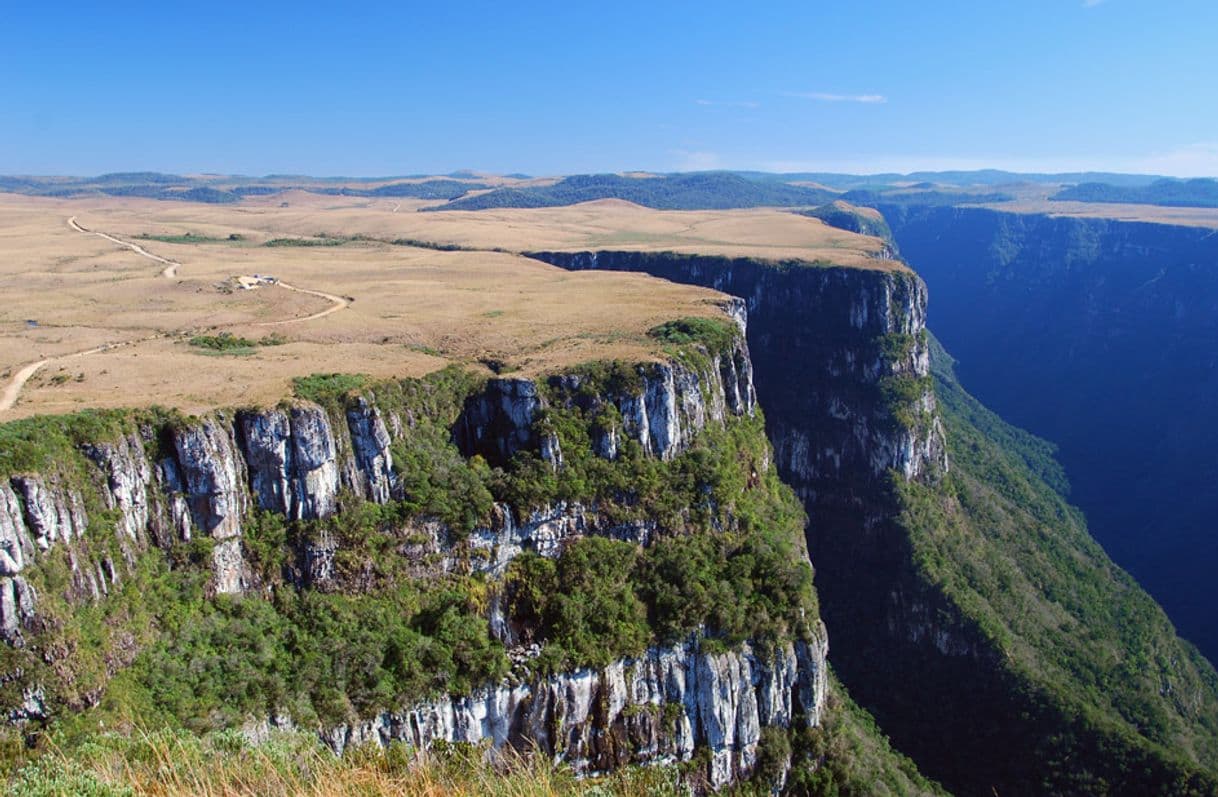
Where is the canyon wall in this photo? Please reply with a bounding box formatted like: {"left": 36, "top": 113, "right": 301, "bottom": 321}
{"left": 0, "top": 327, "right": 830, "bottom": 789}
{"left": 879, "top": 204, "right": 1218, "bottom": 663}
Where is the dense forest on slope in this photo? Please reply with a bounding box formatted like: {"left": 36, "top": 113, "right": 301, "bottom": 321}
{"left": 841, "top": 338, "right": 1218, "bottom": 795}
{"left": 796, "top": 202, "right": 894, "bottom": 241}
{"left": 878, "top": 205, "right": 1218, "bottom": 663}
{"left": 1052, "top": 178, "right": 1218, "bottom": 207}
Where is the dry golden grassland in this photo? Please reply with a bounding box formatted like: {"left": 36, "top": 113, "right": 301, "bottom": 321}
{"left": 0, "top": 193, "right": 890, "bottom": 419}
{"left": 985, "top": 198, "right": 1218, "bottom": 228}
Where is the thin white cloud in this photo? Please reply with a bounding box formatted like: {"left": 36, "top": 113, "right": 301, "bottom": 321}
{"left": 783, "top": 91, "right": 887, "bottom": 104}
{"left": 695, "top": 99, "right": 760, "bottom": 109}
{"left": 1083, "top": 0, "right": 1106, "bottom": 7}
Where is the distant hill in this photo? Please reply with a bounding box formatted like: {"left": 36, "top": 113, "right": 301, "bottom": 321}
{"left": 426, "top": 172, "right": 837, "bottom": 211}
{"left": 0, "top": 173, "right": 486, "bottom": 204}
{"left": 735, "top": 168, "right": 1164, "bottom": 187}
{"left": 752, "top": 169, "right": 1166, "bottom": 189}
{"left": 798, "top": 200, "right": 894, "bottom": 241}
{"left": 1052, "top": 178, "right": 1218, "bottom": 207}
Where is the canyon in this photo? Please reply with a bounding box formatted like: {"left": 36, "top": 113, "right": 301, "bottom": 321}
{"left": 880, "top": 204, "right": 1218, "bottom": 664}
{"left": 2, "top": 189, "right": 1217, "bottom": 795}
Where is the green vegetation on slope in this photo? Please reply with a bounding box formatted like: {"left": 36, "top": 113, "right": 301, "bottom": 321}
{"left": 781, "top": 675, "right": 945, "bottom": 797}
{"left": 797, "top": 203, "right": 894, "bottom": 242}
{"left": 1052, "top": 177, "right": 1218, "bottom": 207}
{"left": 885, "top": 336, "right": 1218, "bottom": 794}
{"left": 0, "top": 357, "right": 813, "bottom": 756}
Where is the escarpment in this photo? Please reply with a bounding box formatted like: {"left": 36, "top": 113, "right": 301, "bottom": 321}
{"left": 0, "top": 320, "right": 833, "bottom": 789}
{"left": 318, "top": 637, "right": 826, "bottom": 790}
{"left": 531, "top": 249, "right": 1218, "bottom": 795}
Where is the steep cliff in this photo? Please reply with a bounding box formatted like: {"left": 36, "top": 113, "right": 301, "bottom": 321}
{"left": 531, "top": 249, "right": 1218, "bottom": 795}
{"left": 0, "top": 319, "right": 845, "bottom": 790}
{"left": 879, "top": 204, "right": 1218, "bottom": 665}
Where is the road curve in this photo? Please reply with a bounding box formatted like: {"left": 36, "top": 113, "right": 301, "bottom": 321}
{"left": 255, "top": 282, "right": 349, "bottom": 326}
{"left": 0, "top": 220, "right": 353, "bottom": 416}
{"left": 68, "top": 216, "right": 180, "bottom": 278}
{"left": 0, "top": 359, "right": 50, "bottom": 412}
{"left": 0, "top": 337, "right": 163, "bottom": 413}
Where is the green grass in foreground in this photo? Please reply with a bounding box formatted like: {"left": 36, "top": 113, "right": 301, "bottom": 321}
{"left": 7, "top": 726, "right": 683, "bottom": 797}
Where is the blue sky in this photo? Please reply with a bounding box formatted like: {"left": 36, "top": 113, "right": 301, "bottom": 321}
{"left": 3, "top": 0, "right": 1216, "bottom": 176}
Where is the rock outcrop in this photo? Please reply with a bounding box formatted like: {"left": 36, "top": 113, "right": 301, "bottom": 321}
{"left": 321, "top": 635, "right": 827, "bottom": 790}
{"left": 0, "top": 307, "right": 836, "bottom": 789}
{"left": 527, "top": 251, "right": 943, "bottom": 491}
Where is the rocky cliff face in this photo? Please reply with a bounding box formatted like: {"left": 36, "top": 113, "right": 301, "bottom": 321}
{"left": 529, "top": 250, "right": 953, "bottom": 626}
{"left": 318, "top": 636, "right": 827, "bottom": 790}
{"left": 528, "top": 253, "right": 944, "bottom": 495}
{"left": 0, "top": 337, "right": 756, "bottom": 622}
{"left": 526, "top": 251, "right": 980, "bottom": 786}
{"left": 879, "top": 204, "right": 1218, "bottom": 664}
{"left": 0, "top": 327, "right": 824, "bottom": 789}
{"left": 526, "top": 247, "right": 1218, "bottom": 795}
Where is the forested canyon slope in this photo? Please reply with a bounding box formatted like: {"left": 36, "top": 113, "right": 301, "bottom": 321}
{"left": 879, "top": 204, "right": 1218, "bottom": 665}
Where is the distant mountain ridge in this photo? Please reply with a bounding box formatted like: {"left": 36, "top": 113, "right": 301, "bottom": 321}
{"left": 1052, "top": 177, "right": 1218, "bottom": 207}
{"left": 424, "top": 172, "right": 838, "bottom": 211}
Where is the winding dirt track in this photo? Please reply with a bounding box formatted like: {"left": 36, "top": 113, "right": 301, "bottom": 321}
{"left": 254, "top": 282, "right": 349, "bottom": 325}
{"left": 0, "top": 218, "right": 350, "bottom": 414}
{"left": 68, "top": 216, "right": 180, "bottom": 278}
{"left": 0, "top": 337, "right": 163, "bottom": 412}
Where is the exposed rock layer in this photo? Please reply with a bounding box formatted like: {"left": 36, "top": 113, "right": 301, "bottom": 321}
{"left": 0, "top": 331, "right": 825, "bottom": 788}
{"left": 320, "top": 636, "right": 827, "bottom": 790}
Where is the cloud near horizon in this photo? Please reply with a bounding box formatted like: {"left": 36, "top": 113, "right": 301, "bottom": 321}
{"left": 783, "top": 91, "right": 888, "bottom": 104}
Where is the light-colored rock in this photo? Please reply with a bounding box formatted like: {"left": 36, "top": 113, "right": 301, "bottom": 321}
{"left": 10, "top": 476, "right": 86, "bottom": 553}
{"left": 0, "top": 484, "right": 32, "bottom": 575}
{"left": 322, "top": 635, "right": 828, "bottom": 790}
{"left": 173, "top": 418, "right": 249, "bottom": 592}
{"left": 85, "top": 434, "right": 152, "bottom": 544}
{"left": 468, "top": 502, "right": 654, "bottom": 580}
{"left": 288, "top": 405, "right": 340, "bottom": 520}
{"left": 346, "top": 397, "right": 396, "bottom": 504}
{"left": 239, "top": 408, "right": 293, "bottom": 516}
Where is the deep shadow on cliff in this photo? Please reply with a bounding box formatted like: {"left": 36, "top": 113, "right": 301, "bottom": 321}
{"left": 877, "top": 204, "right": 1218, "bottom": 665}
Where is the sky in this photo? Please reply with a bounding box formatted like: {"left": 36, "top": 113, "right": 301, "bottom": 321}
{"left": 3, "top": 0, "right": 1217, "bottom": 177}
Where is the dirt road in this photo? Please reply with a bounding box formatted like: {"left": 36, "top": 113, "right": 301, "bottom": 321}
{"left": 255, "top": 282, "right": 349, "bottom": 325}
{"left": 0, "top": 337, "right": 162, "bottom": 412}
{"left": 0, "top": 219, "right": 352, "bottom": 416}
{"left": 68, "top": 216, "right": 180, "bottom": 278}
